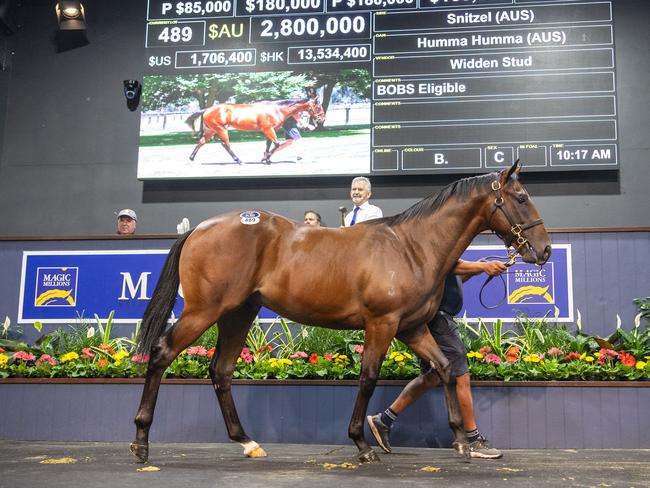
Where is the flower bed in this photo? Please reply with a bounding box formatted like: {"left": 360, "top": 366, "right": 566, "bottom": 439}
{"left": 1, "top": 310, "right": 648, "bottom": 381}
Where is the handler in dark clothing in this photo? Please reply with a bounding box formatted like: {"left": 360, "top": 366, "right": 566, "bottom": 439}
{"left": 367, "top": 259, "right": 506, "bottom": 459}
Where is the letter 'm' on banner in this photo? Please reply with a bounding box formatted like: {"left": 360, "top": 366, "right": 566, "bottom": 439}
{"left": 119, "top": 272, "right": 152, "bottom": 300}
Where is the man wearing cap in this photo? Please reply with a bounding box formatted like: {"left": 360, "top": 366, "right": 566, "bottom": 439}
{"left": 117, "top": 209, "right": 137, "bottom": 235}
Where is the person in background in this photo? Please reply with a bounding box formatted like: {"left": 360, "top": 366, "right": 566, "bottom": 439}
{"left": 271, "top": 112, "right": 315, "bottom": 162}
{"left": 344, "top": 176, "right": 382, "bottom": 226}
{"left": 303, "top": 210, "right": 322, "bottom": 227}
{"left": 116, "top": 209, "right": 137, "bottom": 235}
{"left": 367, "top": 259, "right": 507, "bottom": 459}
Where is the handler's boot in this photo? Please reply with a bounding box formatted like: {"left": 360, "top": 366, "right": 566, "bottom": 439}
{"left": 468, "top": 434, "right": 502, "bottom": 459}
{"left": 367, "top": 414, "right": 392, "bottom": 453}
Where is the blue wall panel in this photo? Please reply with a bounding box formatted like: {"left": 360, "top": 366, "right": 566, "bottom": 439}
{"left": 1, "top": 231, "right": 648, "bottom": 340}
{"left": 1, "top": 382, "right": 648, "bottom": 449}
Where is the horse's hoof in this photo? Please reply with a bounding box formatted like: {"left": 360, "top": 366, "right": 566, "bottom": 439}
{"left": 242, "top": 441, "right": 267, "bottom": 458}
{"left": 452, "top": 442, "right": 471, "bottom": 463}
{"left": 358, "top": 449, "right": 380, "bottom": 463}
{"left": 246, "top": 447, "right": 267, "bottom": 458}
{"left": 189, "top": 155, "right": 195, "bottom": 161}
{"left": 129, "top": 441, "right": 149, "bottom": 463}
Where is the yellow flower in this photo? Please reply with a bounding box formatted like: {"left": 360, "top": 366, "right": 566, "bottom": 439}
{"left": 279, "top": 358, "right": 292, "bottom": 366}
{"left": 584, "top": 356, "right": 595, "bottom": 363}
{"left": 60, "top": 352, "right": 79, "bottom": 363}
{"left": 334, "top": 354, "right": 350, "bottom": 366}
{"left": 237, "top": 357, "right": 242, "bottom": 363}
{"left": 523, "top": 354, "right": 541, "bottom": 363}
{"left": 403, "top": 352, "right": 412, "bottom": 360}
{"left": 114, "top": 360, "right": 122, "bottom": 367}
{"left": 112, "top": 350, "right": 129, "bottom": 361}
{"left": 0, "top": 354, "right": 8, "bottom": 367}
{"left": 393, "top": 354, "right": 405, "bottom": 362}
{"left": 579, "top": 352, "right": 587, "bottom": 360}
{"left": 398, "top": 362, "right": 405, "bottom": 367}
{"left": 389, "top": 351, "right": 399, "bottom": 359}
{"left": 636, "top": 361, "right": 647, "bottom": 370}
{"left": 466, "top": 351, "right": 483, "bottom": 359}
{"left": 594, "top": 352, "right": 602, "bottom": 358}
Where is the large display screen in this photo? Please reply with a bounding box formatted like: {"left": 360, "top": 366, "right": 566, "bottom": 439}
{"left": 139, "top": 0, "right": 618, "bottom": 179}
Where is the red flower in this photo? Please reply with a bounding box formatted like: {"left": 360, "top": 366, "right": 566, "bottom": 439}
{"left": 309, "top": 353, "right": 319, "bottom": 365}
{"left": 207, "top": 347, "right": 215, "bottom": 359}
{"left": 240, "top": 348, "right": 254, "bottom": 364}
{"left": 13, "top": 351, "right": 36, "bottom": 362}
{"left": 563, "top": 352, "right": 581, "bottom": 362}
{"left": 36, "top": 354, "right": 57, "bottom": 366}
{"left": 81, "top": 348, "right": 95, "bottom": 359}
{"left": 256, "top": 344, "right": 272, "bottom": 354}
{"left": 186, "top": 346, "right": 208, "bottom": 356}
{"left": 505, "top": 346, "right": 520, "bottom": 363}
{"left": 485, "top": 353, "right": 501, "bottom": 365}
{"left": 97, "top": 358, "right": 109, "bottom": 368}
{"left": 354, "top": 345, "right": 364, "bottom": 355}
{"left": 618, "top": 351, "right": 636, "bottom": 368}
{"left": 131, "top": 353, "right": 150, "bottom": 364}
{"left": 98, "top": 344, "right": 115, "bottom": 355}
{"left": 324, "top": 352, "right": 332, "bottom": 361}
{"left": 479, "top": 346, "right": 492, "bottom": 355}
{"left": 0, "top": 347, "right": 5, "bottom": 353}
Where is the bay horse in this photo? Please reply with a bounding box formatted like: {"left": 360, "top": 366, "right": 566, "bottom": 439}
{"left": 185, "top": 97, "right": 326, "bottom": 164}
{"left": 130, "top": 161, "right": 551, "bottom": 464}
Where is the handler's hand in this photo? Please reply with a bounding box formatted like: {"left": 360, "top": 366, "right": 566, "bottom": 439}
{"left": 482, "top": 260, "right": 507, "bottom": 276}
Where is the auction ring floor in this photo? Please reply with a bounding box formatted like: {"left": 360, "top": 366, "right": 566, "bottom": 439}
{"left": 1, "top": 441, "right": 648, "bottom": 488}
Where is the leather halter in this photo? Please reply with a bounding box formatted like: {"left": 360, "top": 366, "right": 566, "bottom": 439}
{"left": 488, "top": 179, "right": 544, "bottom": 266}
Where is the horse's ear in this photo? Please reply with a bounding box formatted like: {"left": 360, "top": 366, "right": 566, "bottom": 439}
{"left": 500, "top": 159, "right": 521, "bottom": 185}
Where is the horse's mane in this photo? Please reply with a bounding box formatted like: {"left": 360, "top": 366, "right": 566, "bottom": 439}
{"left": 269, "top": 98, "right": 309, "bottom": 106}
{"left": 369, "top": 172, "right": 498, "bottom": 227}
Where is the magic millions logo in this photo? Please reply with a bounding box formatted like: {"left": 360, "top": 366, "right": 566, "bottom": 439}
{"left": 507, "top": 264, "right": 554, "bottom": 305}
{"left": 34, "top": 267, "right": 78, "bottom": 307}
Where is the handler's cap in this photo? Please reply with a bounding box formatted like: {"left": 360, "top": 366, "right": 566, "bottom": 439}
{"left": 117, "top": 209, "right": 137, "bottom": 221}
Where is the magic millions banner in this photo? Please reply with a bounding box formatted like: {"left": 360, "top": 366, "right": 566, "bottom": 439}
{"left": 18, "top": 245, "right": 572, "bottom": 323}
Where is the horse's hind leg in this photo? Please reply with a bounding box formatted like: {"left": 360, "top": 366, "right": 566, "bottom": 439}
{"left": 189, "top": 129, "right": 213, "bottom": 161}
{"left": 208, "top": 301, "right": 265, "bottom": 458}
{"left": 131, "top": 307, "right": 220, "bottom": 462}
{"left": 213, "top": 127, "right": 242, "bottom": 164}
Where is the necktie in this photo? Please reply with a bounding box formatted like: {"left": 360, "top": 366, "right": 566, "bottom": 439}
{"left": 350, "top": 206, "right": 360, "bottom": 226}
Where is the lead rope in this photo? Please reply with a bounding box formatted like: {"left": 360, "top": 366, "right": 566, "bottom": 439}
{"left": 477, "top": 254, "right": 517, "bottom": 310}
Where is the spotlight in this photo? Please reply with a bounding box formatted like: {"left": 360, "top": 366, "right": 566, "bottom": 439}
{"left": 55, "top": 1, "right": 85, "bottom": 30}
{"left": 124, "top": 80, "right": 142, "bottom": 112}
{"left": 54, "top": 1, "right": 89, "bottom": 52}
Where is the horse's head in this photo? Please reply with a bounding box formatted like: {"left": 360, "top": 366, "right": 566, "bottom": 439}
{"left": 306, "top": 98, "right": 326, "bottom": 126}
{"left": 485, "top": 160, "right": 552, "bottom": 266}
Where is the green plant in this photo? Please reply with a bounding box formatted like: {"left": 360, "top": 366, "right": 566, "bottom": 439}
{"left": 633, "top": 297, "right": 650, "bottom": 322}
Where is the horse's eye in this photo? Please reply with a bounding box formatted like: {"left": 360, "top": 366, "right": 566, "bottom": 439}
{"left": 517, "top": 193, "right": 528, "bottom": 204}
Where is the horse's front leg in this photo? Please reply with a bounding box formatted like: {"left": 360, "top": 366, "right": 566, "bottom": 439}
{"left": 349, "top": 321, "right": 396, "bottom": 463}
{"left": 262, "top": 139, "right": 273, "bottom": 163}
{"left": 260, "top": 128, "right": 280, "bottom": 163}
{"left": 396, "top": 326, "right": 467, "bottom": 455}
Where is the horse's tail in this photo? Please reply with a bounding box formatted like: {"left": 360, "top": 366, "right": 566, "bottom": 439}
{"left": 136, "top": 231, "right": 191, "bottom": 355}
{"left": 185, "top": 110, "right": 205, "bottom": 138}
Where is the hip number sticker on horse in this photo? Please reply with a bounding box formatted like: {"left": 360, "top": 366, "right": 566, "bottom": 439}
{"left": 240, "top": 211, "right": 261, "bottom": 225}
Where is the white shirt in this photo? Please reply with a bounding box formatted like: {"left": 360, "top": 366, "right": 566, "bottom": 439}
{"left": 344, "top": 201, "right": 383, "bottom": 226}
